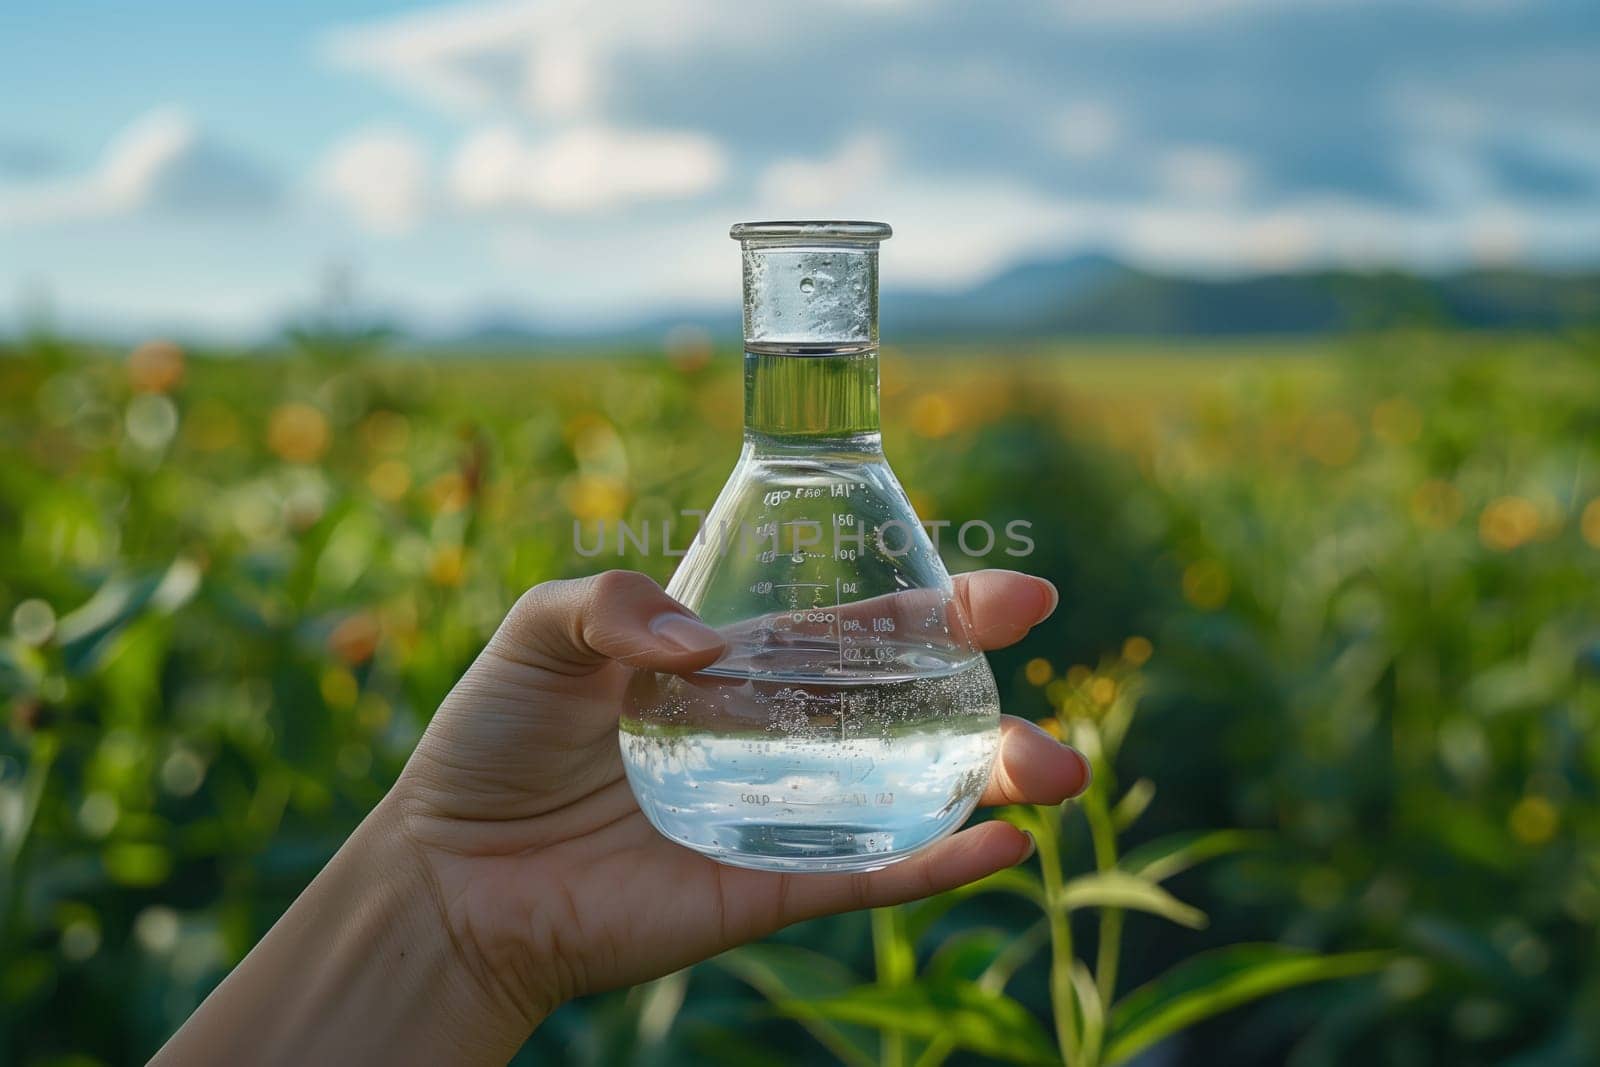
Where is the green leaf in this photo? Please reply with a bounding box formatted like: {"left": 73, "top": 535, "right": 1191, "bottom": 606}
{"left": 1120, "top": 829, "right": 1269, "bottom": 883}
{"left": 995, "top": 805, "right": 1053, "bottom": 839}
{"left": 1104, "top": 944, "right": 1388, "bottom": 1066}
{"left": 1059, "top": 870, "right": 1208, "bottom": 929}
{"left": 714, "top": 945, "right": 875, "bottom": 1067}
{"left": 778, "top": 981, "right": 1057, "bottom": 1066}
{"left": 1070, "top": 959, "right": 1106, "bottom": 1064}
{"left": 978, "top": 920, "right": 1050, "bottom": 995}
{"left": 57, "top": 571, "right": 164, "bottom": 674}
{"left": 1110, "top": 778, "right": 1156, "bottom": 831}
{"left": 927, "top": 929, "right": 1012, "bottom": 984}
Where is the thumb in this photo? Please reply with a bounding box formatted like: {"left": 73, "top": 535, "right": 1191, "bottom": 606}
{"left": 487, "top": 571, "right": 726, "bottom": 677}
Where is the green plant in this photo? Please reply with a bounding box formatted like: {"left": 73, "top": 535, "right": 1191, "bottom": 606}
{"left": 719, "top": 656, "right": 1386, "bottom": 1065}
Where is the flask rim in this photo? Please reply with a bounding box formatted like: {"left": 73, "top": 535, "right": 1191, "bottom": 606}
{"left": 730, "top": 220, "right": 892, "bottom": 245}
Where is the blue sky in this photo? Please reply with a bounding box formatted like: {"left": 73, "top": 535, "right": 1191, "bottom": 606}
{"left": 2, "top": 0, "right": 1597, "bottom": 339}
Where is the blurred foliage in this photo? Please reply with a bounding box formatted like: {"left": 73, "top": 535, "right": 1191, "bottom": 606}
{"left": 1, "top": 328, "right": 1598, "bottom": 1065}
{"left": 719, "top": 654, "right": 1383, "bottom": 1067}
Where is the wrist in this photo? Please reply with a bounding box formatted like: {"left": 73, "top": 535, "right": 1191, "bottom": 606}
{"left": 155, "top": 797, "right": 538, "bottom": 1065}
{"left": 366, "top": 796, "right": 551, "bottom": 1055}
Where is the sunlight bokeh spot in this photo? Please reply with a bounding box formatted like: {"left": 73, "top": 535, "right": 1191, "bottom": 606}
{"left": 328, "top": 612, "right": 381, "bottom": 666}
{"left": 426, "top": 471, "right": 471, "bottom": 514}
{"left": 563, "top": 473, "right": 630, "bottom": 522}
{"left": 368, "top": 459, "right": 412, "bottom": 501}
{"left": 1508, "top": 795, "right": 1558, "bottom": 845}
{"left": 428, "top": 544, "right": 467, "bottom": 587}
{"left": 267, "top": 403, "right": 331, "bottom": 464}
{"left": 320, "top": 666, "right": 359, "bottom": 710}
{"left": 1089, "top": 676, "right": 1117, "bottom": 707}
{"left": 11, "top": 598, "right": 56, "bottom": 646}
{"left": 1122, "top": 635, "right": 1153, "bottom": 666}
{"left": 126, "top": 394, "right": 179, "bottom": 451}
{"left": 1479, "top": 496, "right": 1541, "bottom": 552}
{"left": 127, "top": 339, "right": 186, "bottom": 394}
{"left": 1581, "top": 498, "right": 1600, "bottom": 549}
{"left": 909, "top": 392, "right": 956, "bottom": 438}
{"left": 1302, "top": 410, "right": 1361, "bottom": 467}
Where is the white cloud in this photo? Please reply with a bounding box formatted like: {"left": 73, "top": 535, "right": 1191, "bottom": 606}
{"left": 316, "top": 127, "right": 430, "bottom": 234}
{"left": 0, "top": 108, "right": 276, "bottom": 227}
{"left": 756, "top": 133, "right": 894, "bottom": 209}
{"left": 1156, "top": 145, "right": 1254, "bottom": 203}
{"left": 321, "top": 0, "right": 738, "bottom": 120}
{"left": 1054, "top": 102, "right": 1121, "bottom": 161}
{"left": 1054, "top": 0, "right": 1365, "bottom": 26}
{"left": 448, "top": 124, "right": 725, "bottom": 213}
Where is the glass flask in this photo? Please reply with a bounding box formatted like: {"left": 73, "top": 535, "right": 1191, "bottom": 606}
{"left": 619, "top": 221, "right": 1001, "bottom": 873}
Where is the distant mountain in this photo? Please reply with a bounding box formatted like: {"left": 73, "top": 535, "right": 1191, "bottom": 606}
{"left": 423, "top": 256, "right": 1600, "bottom": 347}
{"left": 887, "top": 256, "right": 1600, "bottom": 338}
{"left": 883, "top": 252, "right": 1126, "bottom": 337}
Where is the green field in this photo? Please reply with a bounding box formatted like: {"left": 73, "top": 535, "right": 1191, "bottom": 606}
{"left": 3, "top": 331, "right": 1598, "bottom": 1065}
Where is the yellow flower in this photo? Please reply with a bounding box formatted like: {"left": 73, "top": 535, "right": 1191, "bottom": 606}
{"left": 127, "top": 339, "right": 186, "bottom": 394}
{"left": 909, "top": 393, "right": 956, "bottom": 438}
{"left": 1089, "top": 676, "right": 1117, "bottom": 707}
{"left": 1302, "top": 410, "right": 1361, "bottom": 467}
{"left": 328, "top": 612, "right": 381, "bottom": 666}
{"left": 1478, "top": 496, "right": 1540, "bottom": 552}
{"left": 1122, "top": 635, "right": 1153, "bottom": 666}
{"left": 428, "top": 544, "right": 467, "bottom": 587}
{"left": 367, "top": 459, "right": 411, "bottom": 502}
{"left": 1508, "top": 796, "right": 1558, "bottom": 845}
{"left": 563, "top": 473, "right": 630, "bottom": 522}
{"left": 1581, "top": 498, "right": 1600, "bottom": 550}
{"left": 267, "top": 403, "right": 330, "bottom": 464}
{"left": 1025, "top": 658, "right": 1054, "bottom": 686}
{"left": 426, "top": 471, "right": 470, "bottom": 514}
{"left": 320, "top": 666, "right": 359, "bottom": 710}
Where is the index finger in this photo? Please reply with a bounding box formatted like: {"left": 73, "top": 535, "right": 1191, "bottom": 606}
{"left": 714, "top": 569, "right": 1058, "bottom": 658}
{"left": 950, "top": 570, "right": 1059, "bottom": 651}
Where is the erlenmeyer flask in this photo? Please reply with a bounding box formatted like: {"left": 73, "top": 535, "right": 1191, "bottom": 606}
{"left": 620, "top": 221, "right": 1001, "bottom": 872}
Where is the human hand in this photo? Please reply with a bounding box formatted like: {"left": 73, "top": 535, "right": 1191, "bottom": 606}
{"left": 154, "top": 569, "right": 1087, "bottom": 1066}
{"left": 391, "top": 569, "right": 1089, "bottom": 1053}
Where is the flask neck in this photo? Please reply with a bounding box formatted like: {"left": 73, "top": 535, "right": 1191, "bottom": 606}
{"left": 743, "top": 345, "right": 882, "bottom": 448}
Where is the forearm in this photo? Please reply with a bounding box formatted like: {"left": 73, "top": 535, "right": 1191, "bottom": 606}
{"left": 152, "top": 798, "right": 532, "bottom": 1066}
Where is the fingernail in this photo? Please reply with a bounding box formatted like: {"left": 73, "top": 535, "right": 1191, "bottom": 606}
{"left": 1017, "top": 830, "right": 1037, "bottom": 864}
{"left": 649, "top": 612, "right": 723, "bottom": 654}
{"left": 1038, "top": 580, "right": 1059, "bottom": 621}
{"left": 1066, "top": 748, "right": 1093, "bottom": 798}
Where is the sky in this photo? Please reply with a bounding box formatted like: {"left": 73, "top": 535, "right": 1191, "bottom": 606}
{"left": 1, "top": 0, "right": 1597, "bottom": 339}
